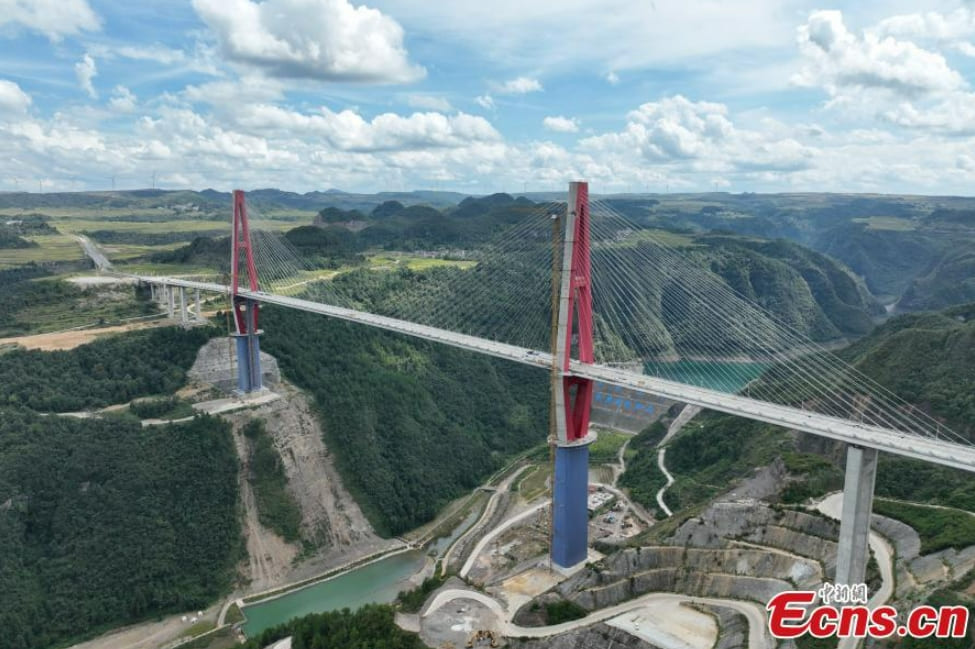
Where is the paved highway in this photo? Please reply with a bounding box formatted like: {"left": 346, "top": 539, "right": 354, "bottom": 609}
{"left": 126, "top": 274, "right": 975, "bottom": 473}
{"left": 75, "top": 235, "right": 112, "bottom": 270}
{"left": 423, "top": 588, "right": 773, "bottom": 649}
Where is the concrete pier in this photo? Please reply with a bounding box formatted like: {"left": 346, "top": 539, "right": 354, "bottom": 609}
{"left": 194, "top": 289, "right": 202, "bottom": 322}
{"left": 835, "top": 445, "right": 878, "bottom": 585}
{"left": 233, "top": 298, "right": 263, "bottom": 393}
{"left": 166, "top": 286, "right": 175, "bottom": 319}
{"left": 179, "top": 287, "right": 188, "bottom": 325}
{"left": 552, "top": 442, "right": 592, "bottom": 568}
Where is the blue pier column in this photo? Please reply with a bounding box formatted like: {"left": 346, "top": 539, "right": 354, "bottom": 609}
{"left": 552, "top": 442, "right": 591, "bottom": 568}
{"left": 232, "top": 330, "right": 263, "bottom": 393}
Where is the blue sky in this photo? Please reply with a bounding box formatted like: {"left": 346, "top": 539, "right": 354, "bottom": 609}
{"left": 3, "top": 0, "right": 975, "bottom": 194}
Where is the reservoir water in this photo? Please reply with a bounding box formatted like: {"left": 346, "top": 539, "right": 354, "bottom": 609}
{"left": 645, "top": 360, "right": 767, "bottom": 393}
{"left": 241, "top": 550, "right": 424, "bottom": 637}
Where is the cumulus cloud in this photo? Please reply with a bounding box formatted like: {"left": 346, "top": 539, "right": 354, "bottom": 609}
{"left": 406, "top": 94, "right": 452, "bottom": 112}
{"left": 793, "top": 10, "right": 964, "bottom": 96}
{"left": 108, "top": 86, "right": 136, "bottom": 112}
{"left": 182, "top": 77, "right": 285, "bottom": 106}
{"left": 3, "top": 89, "right": 975, "bottom": 196}
{"left": 882, "top": 94, "right": 975, "bottom": 135}
{"left": 790, "top": 10, "right": 975, "bottom": 137}
{"left": 542, "top": 115, "right": 579, "bottom": 132}
{"left": 75, "top": 53, "right": 97, "bottom": 98}
{"left": 493, "top": 76, "right": 542, "bottom": 94}
{"left": 581, "top": 95, "right": 814, "bottom": 175}
{"left": 0, "top": 0, "right": 99, "bottom": 41}
{"left": 192, "top": 0, "right": 424, "bottom": 82}
{"left": 872, "top": 8, "right": 975, "bottom": 42}
{"left": 231, "top": 104, "right": 500, "bottom": 152}
{"left": 0, "top": 79, "right": 31, "bottom": 112}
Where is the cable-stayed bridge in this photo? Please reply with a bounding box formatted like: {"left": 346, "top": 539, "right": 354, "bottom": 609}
{"left": 121, "top": 183, "right": 975, "bottom": 587}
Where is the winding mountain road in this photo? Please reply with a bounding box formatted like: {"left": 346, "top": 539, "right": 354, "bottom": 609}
{"left": 423, "top": 588, "right": 773, "bottom": 648}
{"left": 816, "top": 492, "right": 895, "bottom": 649}
{"left": 655, "top": 405, "right": 701, "bottom": 518}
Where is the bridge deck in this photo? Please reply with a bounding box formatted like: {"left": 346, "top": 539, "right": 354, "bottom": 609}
{"left": 134, "top": 275, "right": 975, "bottom": 472}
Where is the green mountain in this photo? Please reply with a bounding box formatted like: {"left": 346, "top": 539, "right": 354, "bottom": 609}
{"left": 0, "top": 411, "right": 240, "bottom": 649}
{"left": 621, "top": 303, "right": 975, "bottom": 519}
{"left": 605, "top": 193, "right": 975, "bottom": 311}
{"left": 840, "top": 303, "right": 975, "bottom": 440}
{"left": 898, "top": 246, "right": 975, "bottom": 312}
{"left": 260, "top": 307, "right": 548, "bottom": 536}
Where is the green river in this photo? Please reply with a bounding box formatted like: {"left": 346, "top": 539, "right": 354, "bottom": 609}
{"left": 241, "top": 505, "right": 483, "bottom": 637}
{"left": 241, "top": 550, "right": 425, "bottom": 637}
{"left": 240, "top": 361, "right": 762, "bottom": 638}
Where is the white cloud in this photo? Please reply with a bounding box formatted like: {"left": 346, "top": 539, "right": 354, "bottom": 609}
{"left": 192, "top": 0, "right": 424, "bottom": 82}
{"left": 872, "top": 8, "right": 975, "bottom": 42}
{"left": 581, "top": 96, "right": 814, "bottom": 175}
{"left": 954, "top": 41, "right": 975, "bottom": 56}
{"left": 606, "top": 71, "right": 620, "bottom": 85}
{"left": 75, "top": 53, "right": 97, "bottom": 98}
{"left": 375, "top": 0, "right": 792, "bottom": 72}
{"left": 182, "top": 77, "right": 285, "bottom": 106}
{"left": 881, "top": 93, "right": 975, "bottom": 135}
{"left": 108, "top": 86, "right": 136, "bottom": 112}
{"left": 793, "top": 10, "right": 965, "bottom": 96}
{"left": 493, "top": 76, "right": 542, "bottom": 94}
{"left": 542, "top": 115, "right": 579, "bottom": 133}
{"left": 406, "top": 94, "right": 452, "bottom": 112}
{"left": 4, "top": 89, "right": 975, "bottom": 196}
{"left": 88, "top": 43, "right": 186, "bottom": 65}
{"left": 0, "top": 0, "right": 99, "bottom": 41}
{"left": 231, "top": 104, "right": 500, "bottom": 152}
{"left": 475, "top": 94, "right": 495, "bottom": 110}
{"left": 115, "top": 44, "right": 186, "bottom": 65}
{"left": 0, "top": 79, "right": 30, "bottom": 112}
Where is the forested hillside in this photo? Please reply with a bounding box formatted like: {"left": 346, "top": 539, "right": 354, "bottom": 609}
{"left": 241, "top": 604, "right": 423, "bottom": 649}
{"left": 605, "top": 193, "right": 975, "bottom": 310}
{"left": 0, "top": 411, "right": 241, "bottom": 649}
{"left": 840, "top": 303, "right": 975, "bottom": 440}
{"left": 301, "top": 231, "right": 880, "bottom": 360}
{"left": 260, "top": 307, "right": 548, "bottom": 535}
{"left": 0, "top": 326, "right": 217, "bottom": 411}
{"left": 622, "top": 303, "right": 975, "bottom": 516}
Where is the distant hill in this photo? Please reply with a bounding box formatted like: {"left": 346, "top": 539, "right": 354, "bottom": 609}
{"left": 0, "top": 188, "right": 469, "bottom": 216}
{"left": 5, "top": 188, "right": 972, "bottom": 311}
{"left": 600, "top": 192, "right": 975, "bottom": 311}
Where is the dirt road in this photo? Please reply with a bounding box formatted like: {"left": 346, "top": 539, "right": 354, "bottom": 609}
{"left": 0, "top": 318, "right": 168, "bottom": 351}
